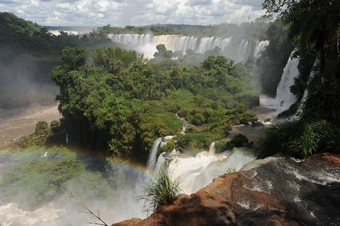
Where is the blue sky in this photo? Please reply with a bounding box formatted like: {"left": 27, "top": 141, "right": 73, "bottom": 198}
{"left": 0, "top": 0, "right": 265, "bottom": 26}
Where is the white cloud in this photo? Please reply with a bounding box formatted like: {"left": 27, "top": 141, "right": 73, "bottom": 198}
{"left": 1, "top": 0, "right": 265, "bottom": 26}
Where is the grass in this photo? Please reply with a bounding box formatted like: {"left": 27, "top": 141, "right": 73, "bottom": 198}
{"left": 255, "top": 119, "right": 340, "bottom": 159}
{"left": 140, "top": 162, "right": 180, "bottom": 212}
{"left": 226, "top": 168, "right": 237, "bottom": 173}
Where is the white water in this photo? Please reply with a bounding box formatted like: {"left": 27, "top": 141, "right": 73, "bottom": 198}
{"left": 147, "top": 137, "right": 163, "bottom": 171}
{"left": 108, "top": 34, "right": 269, "bottom": 61}
{"left": 260, "top": 53, "right": 299, "bottom": 116}
{"left": 175, "top": 113, "right": 188, "bottom": 135}
{"left": 208, "top": 141, "right": 216, "bottom": 156}
{"left": 147, "top": 136, "right": 175, "bottom": 171}
{"left": 0, "top": 153, "right": 151, "bottom": 226}
{"left": 156, "top": 147, "right": 255, "bottom": 194}
{"left": 0, "top": 203, "right": 62, "bottom": 226}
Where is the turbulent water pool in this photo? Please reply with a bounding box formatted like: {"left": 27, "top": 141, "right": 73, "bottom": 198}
{"left": 0, "top": 151, "right": 152, "bottom": 225}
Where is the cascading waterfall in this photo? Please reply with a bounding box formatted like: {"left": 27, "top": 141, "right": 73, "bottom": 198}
{"left": 208, "top": 141, "right": 216, "bottom": 156}
{"left": 147, "top": 137, "right": 163, "bottom": 171}
{"left": 155, "top": 147, "right": 255, "bottom": 194}
{"left": 175, "top": 113, "right": 188, "bottom": 135}
{"left": 108, "top": 34, "right": 269, "bottom": 62}
{"left": 254, "top": 40, "right": 270, "bottom": 59}
{"left": 260, "top": 53, "right": 299, "bottom": 116}
{"left": 147, "top": 136, "right": 175, "bottom": 171}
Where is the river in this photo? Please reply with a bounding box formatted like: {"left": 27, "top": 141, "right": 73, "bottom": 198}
{"left": 0, "top": 103, "right": 61, "bottom": 148}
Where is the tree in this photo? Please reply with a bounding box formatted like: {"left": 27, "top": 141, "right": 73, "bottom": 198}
{"left": 153, "top": 44, "right": 173, "bottom": 59}
{"left": 263, "top": 0, "right": 340, "bottom": 123}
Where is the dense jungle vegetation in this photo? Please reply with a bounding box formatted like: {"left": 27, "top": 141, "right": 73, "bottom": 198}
{"left": 51, "top": 46, "right": 258, "bottom": 161}
{"left": 0, "top": 12, "right": 112, "bottom": 108}
{"left": 255, "top": 0, "right": 340, "bottom": 158}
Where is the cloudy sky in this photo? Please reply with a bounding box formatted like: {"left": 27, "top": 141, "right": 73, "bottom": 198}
{"left": 0, "top": 0, "right": 265, "bottom": 26}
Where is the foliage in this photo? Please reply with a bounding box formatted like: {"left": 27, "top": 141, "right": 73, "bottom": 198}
{"left": 0, "top": 12, "right": 111, "bottom": 61}
{"left": 0, "top": 12, "right": 113, "bottom": 109}
{"left": 153, "top": 44, "right": 173, "bottom": 59}
{"left": 158, "top": 140, "right": 175, "bottom": 155}
{"left": 97, "top": 20, "right": 270, "bottom": 40}
{"left": 256, "top": 20, "right": 293, "bottom": 97}
{"left": 0, "top": 150, "right": 85, "bottom": 208}
{"left": 35, "top": 121, "right": 48, "bottom": 132}
{"left": 0, "top": 149, "right": 139, "bottom": 209}
{"left": 140, "top": 163, "right": 180, "bottom": 212}
{"left": 255, "top": 120, "right": 340, "bottom": 159}
{"left": 51, "top": 46, "right": 258, "bottom": 159}
{"left": 227, "top": 133, "right": 250, "bottom": 150}
{"left": 215, "top": 141, "right": 228, "bottom": 153}
{"left": 226, "top": 168, "right": 237, "bottom": 174}
{"left": 262, "top": 0, "right": 340, "bottom": 124}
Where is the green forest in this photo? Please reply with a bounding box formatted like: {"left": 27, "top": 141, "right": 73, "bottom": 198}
{"left": 1, "top": 0, "right": 339, "bottom": 161}
{"left": 97, "top": 18, "right": 270, "bottom": 40}
{"left": 50, "top": 46, "right": 257, "bottom": 161}
{"left": 0, "top": 1, "right": 339, "bottom": 224}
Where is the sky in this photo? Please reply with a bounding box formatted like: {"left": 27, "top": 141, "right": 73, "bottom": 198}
{"left": 0, "top": 0, "right": 265, "bottom": 27}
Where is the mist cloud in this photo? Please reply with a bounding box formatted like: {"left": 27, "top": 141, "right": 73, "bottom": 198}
{"left": 0, "top": 0, "right": 265, "bottom": 26}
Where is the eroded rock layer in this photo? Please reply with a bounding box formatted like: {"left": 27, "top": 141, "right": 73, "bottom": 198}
{"left": 113, "top": 153, "right": 340, "bottom": 226}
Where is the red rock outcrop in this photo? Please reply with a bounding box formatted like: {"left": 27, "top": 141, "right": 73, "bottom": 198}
{"left": 113, "top": 153, "right": 340, "bottom": 226}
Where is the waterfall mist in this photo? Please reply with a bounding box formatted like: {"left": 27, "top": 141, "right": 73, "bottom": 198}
{"left": 259, "top": 53, "right": 299, "bottom": 116}
{"left": 108, "top": 34, "right": 269, "bottom": 64}
{"left": 0, "top": 151, "right": 152, "bottom": 225}
{"left": 0, "top": 52, "right": 59, "bottom": 109}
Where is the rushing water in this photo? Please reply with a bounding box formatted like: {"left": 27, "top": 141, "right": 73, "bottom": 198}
{"left": 240, "top": 156, "right": 340, "bottom": 225}
{"left": 155, "top": 146, "right": 256, "bottom": 194}
{"left": 260, "top": 53, "right": 299, "bottom": 116}
{"left": 147, "top": 137, "right": 163, "bottom": 171}
{"left": 0, "top": 151, "right": 152, "bottom": 225}
{"left": 108, "top": 34, "right": 269, "bottom": 61}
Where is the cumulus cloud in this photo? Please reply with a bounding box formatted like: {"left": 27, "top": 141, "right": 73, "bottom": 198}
{"left": 0, "top": 0, "right": 265, "bottom": 26}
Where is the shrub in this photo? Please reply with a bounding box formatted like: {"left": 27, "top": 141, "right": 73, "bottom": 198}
{"left": 140, "top": 163, "right": 180, "bottom": 211}
{"left": 215, "top": 141, "right": 227, "bottom": 153}
{"left": 50, "top": 120, "right": 60, "bottom": 127}
{"left": 226, "top": 133, "right": 249, "bottom": 149}
{"left": 190, "top": 113, "right": 205, "bottom": 126}
{"left": 186, "top": 125, "right": 198, "bottom": 133}
{"left": 158, "top": 140, "right": 175, "bottom": 156}
{"left": 255, "top": 119, "right": 340, "bottom": 159}
{"left": 176, "top": 134, "right": 192, "bottom": 150}
{"left": 35, "top": 121, "right": 48, "bottom": 132}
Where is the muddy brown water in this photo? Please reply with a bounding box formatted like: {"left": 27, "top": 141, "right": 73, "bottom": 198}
{"left": 0, "top": 103, "right": 61, "bottom": 148}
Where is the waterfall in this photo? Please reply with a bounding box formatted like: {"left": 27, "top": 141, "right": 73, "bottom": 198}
{"left": 254, "top": 40, "right": 269, "bottom": 59}
{"left": 147, "top": 136, "right": 175, "bottom": 171}
{"left": 155, "top": 148, "right": 255, "bottom": 194}
{"left": 175, "top": 113, "right": 188, "bottom": 135}
{"left": 260, "top": 53, "right": 299, "bottom": 116}
{"left": 108, "top": 34, "right": 268, "bottom": 62}
{"left": 147, "top": 137, "right": 163, "bottom": 171}
{"left": 208, "top": 141, "right": 215, "bottom": 156}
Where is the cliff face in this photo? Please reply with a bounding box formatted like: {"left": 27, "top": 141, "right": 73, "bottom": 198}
{"left": 113, "top": 153, "right": 340, "bottom": 226}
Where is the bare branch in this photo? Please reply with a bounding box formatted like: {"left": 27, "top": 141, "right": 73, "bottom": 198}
{"left": 68, "top": 191, "right": 109, "bottom": 226}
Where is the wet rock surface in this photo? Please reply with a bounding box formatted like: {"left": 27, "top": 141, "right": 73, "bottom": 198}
{"left": 113, "top": 153, "right": 340, "bottom": 226}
